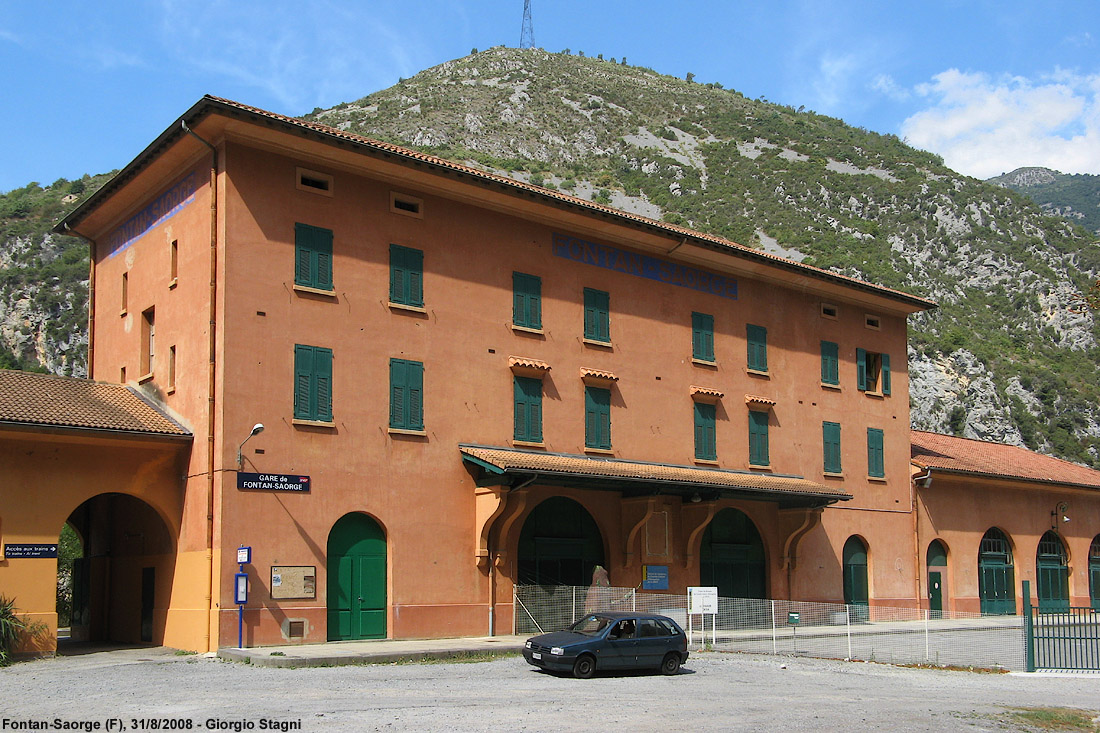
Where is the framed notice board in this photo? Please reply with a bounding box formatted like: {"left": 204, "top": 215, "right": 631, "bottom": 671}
{"left": 270, "top": 566, "right": 316, "bottom": 600}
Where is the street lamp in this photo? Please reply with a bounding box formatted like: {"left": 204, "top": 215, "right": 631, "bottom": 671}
{"left": 237, "top": 423, "right": 264, "bottom": 469}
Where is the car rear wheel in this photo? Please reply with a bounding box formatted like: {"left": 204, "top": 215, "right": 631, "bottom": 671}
{"left": 573, "top": 654, "right": 596, "bottom": 679}
{"left": 661, "top": 652, "right": 681, "bottom": 675}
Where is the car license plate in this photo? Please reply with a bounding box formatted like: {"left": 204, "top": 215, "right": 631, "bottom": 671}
{"left": 532, "top": 652, "right": 542, "bottom": 659}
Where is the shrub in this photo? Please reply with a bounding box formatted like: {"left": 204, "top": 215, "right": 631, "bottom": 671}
{"left": 0, "top": 596, "right": 28, "bottom": 665}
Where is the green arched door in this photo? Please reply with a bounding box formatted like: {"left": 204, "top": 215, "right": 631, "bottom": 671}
{"left": 843, "top": 536, "right": 869, "bottom": 613}
{"left": 1090, "top": 536, "right": 1100, "bottom": 612}
{"left": 518, "top": 497, "right": 604, "bottom": 586}
{"left": 1036, "top": 531, "right": 1070, "bottom": 613}
{"left": 926, "top": 539, "right": 948, "bottom": 617}
{"left": 327, "top": 513, "right": 386, "bottom": 640}
{"left": 978, "top": 528, "right": 1015, "bottom": 616}
{"left": 700, "top": 509, "right": 766, "bottom": 599}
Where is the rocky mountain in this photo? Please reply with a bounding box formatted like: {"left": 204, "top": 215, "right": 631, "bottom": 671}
{"left": 3, "top": 47, "right": 1099, "bottom": 466}
{"left": 988, "top": 167, "right": 1100, "bottom": 235}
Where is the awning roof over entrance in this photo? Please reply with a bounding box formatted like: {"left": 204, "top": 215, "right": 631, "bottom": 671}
{"left": 460, "top": 444, "right": 851, "bottom": 508}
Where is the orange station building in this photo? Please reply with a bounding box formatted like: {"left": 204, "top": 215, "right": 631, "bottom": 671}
{"left": 2, "top": 96, "right": 1097, "bottom": 653}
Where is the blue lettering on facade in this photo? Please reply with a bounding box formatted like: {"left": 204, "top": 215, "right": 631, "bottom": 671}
{"left": 552, "top": 233, "right": 738, "bottom": 300}
{"left": 103, "top": 172, "right": 199, "bottom": 259}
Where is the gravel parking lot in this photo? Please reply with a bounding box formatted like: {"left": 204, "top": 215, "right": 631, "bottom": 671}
{"left": 1, "top": 646, "right": 1097, "bottom": 732}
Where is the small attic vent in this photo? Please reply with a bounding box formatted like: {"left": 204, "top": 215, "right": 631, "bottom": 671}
{"left": 390, "top": 192, "right": 424, "bottom": 218}
{"left": 296, "top": 167, "right": 333, "bottom": 196}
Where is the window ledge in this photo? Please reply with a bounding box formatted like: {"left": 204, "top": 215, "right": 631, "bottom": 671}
{"left": 694, "top": 458, "right": 719, "bottom": 466}
{"left": 389, "top": 302, "right": 427, "bottom": 314}
{"left": 582, "top": 338, "right": 613, "bottom": 349}
{"left": 168, "top": 278, "right": 178, "bottom": 290}
{"left": 823, "top": 471, "right": 844, "bottom": 479}
{"left": 293, "top": 418, "right": 336, "bottom": 429}
{"left": 166, "top": 387, "right": 176, "bottom": 396}
{"left": 863, "top": 391, "right": 885, "bottom": 399}
{"left": 748, "top": 462, "right": 772, "bottom": 470}
{"left": 137, "top": 372, "right": 154, "bottom": 384}
{"left": 293, "top": 283, "right": 337, "bottom": 298}
{"left": 746, "top": 368, "right": 770, "bottom": 378}
{"left": 512, "top": 440, "right": 546, "bottom": 449}
{"left": 584, "top": 447, "right": 614, "bottom": 456}
{"left": 511, "top": 324, "right": 544, "bottom": 335}
{"left": 691, "top": 358, "right": 717, "bottom": 368}
{"left": 867, "top": 475, "right": 887, "bottom": 483}
{"left": 120, "top": 309, "right": 128, "bottom": 318}
{"left": 821, "top": 382, "right": 841, "bottom": 391}
{"left": 388, "top": 427, "right": 427, "bottom": 437}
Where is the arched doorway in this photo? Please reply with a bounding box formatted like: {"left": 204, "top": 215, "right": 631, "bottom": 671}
{"left": 978, "top": 528, "right": 1015, "bottom": 615}
{"left": 1036, "top": 531, "right": 1070, "bottom": 613}
{"left": 56, "top": 522, "right": 84, "bottom": 638}
{"left": 65, "top": 493, "right": 175, "bottom": 644}
{"left": 700, "top": 509, "right": 766, "bottom": 599}
{"left": 926, "top": 539, "right": 948, "bottom": 617}
{"left": 327, "top": 513, "right": 386, "bottom": 641}
{"left": 517, "top": 497, "right": 604, "bottom": 586}
{"left": 843, "top": 536, "right": 869, "bottom": 619}
{"left": 1090, "top": 536, "right": 1100, "bottom": 612}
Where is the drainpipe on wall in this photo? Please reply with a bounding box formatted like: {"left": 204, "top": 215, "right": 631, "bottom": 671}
{"left": 911, "top": 465, "right": 932, "bottom": 610}
{"left": 62, "top": 224, "right": 95, "bottom": 378}
{"left": 183, "top": 120, "right": 219, "bottom": 652}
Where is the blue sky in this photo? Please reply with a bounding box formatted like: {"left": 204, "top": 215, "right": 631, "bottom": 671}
{"left": 1, "top": 1, "right": 1098, "bottom": 194}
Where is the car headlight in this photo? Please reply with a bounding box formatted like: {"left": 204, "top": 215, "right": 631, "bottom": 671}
{"left": 525, "top": 641, "right": 532, "bottom": 649}
{"left": 551, "top": 647, "right": 564, "bottom": 656}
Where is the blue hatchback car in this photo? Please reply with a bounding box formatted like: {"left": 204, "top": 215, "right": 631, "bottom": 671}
{"left": 523, "top": 611, "right": 689, "bottom": 678}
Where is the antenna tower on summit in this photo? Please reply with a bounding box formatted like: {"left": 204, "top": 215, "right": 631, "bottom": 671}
{"left": 520, "top": 0, "right": 534, "bottom": 49}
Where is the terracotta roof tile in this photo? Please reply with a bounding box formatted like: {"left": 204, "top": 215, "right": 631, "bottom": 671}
{"left": 0, "top": 370, "right": 190, "bottom": 438}
{"left": 460, "top": 444, "right": 850, "bottom": 503}
{"left": 745, "top": 394, "right": 776, "bottom": 406}
{"left": 580, "top": 368, "right": 619, "bottom": 382}
{"left": 690, "top": 386, "right": 725, "bottom": 402}
{"left": 911, "top": 430, "right": 1100, "bottom": 490}
{"left": 508, "top": 356, "right": 551, "bottom": 374}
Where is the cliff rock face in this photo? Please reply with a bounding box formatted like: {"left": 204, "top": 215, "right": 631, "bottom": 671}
{"left": 4, "top": 49, "right": 1099, "bottom": 465}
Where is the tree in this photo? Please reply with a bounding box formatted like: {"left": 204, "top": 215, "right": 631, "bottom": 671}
{"left": 1070, "top": 279, "right": 1100, "bottom": 313}
{"left": 685, "top": 72, "right": 695, "bottom": 83}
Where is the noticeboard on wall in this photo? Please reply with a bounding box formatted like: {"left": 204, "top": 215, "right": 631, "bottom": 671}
{"left": 270, "top": 566, "right": 316, "bottom": 600}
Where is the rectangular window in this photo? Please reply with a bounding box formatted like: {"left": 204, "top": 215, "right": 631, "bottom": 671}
{"left": 121, "top": 272, "right": 128, "bottom": 313}
{"left": 867, "top": 428, "right": 885, "bottom": 478}
{"left": 168, "top": 345, "right": 176, "bottom": 391}
{"left": 513, "top": 376, "right": 543, "bottom": 442}
{"left": 585, "top": 386, "right": 612, "bottom": 449}
{"left": 694, "top": 402, "right": 717, "bottom": 461}
{"left": 692, "top": 312, "right": 715, "bottom": 362}
{"left": 141, "top": 307, "right": 155, "bottom": 376}
{"left": 169, "top": 239, "right": 178, "bottom": 283}
{"left": 823, "top": 421, "right": 841, "bottom": 473}
{"left": 389, "top": 244, "right": 424, "bottom": 307}
{"left": 747, "top": 324, "right": 768, "bottom": 372}
{"left": 583, "top": 288, "right": 610, "bottom": 343}
{"left": 856, "top": 349, "right": 891, "bottom": 395}
{"left": 294, "top": 223, "right": 333, "bottom": 291}
{"left": 513, "top": 272, "right": 542, "bottom": 330}
{"left": 294, "top": 345, "right": 333, "bottom": 422}
{"left": 749, "top": 410, "right": 770, "bottom": 466}
{"left": 821, "top": 341, "right": 839, "bottom": 385}
{"left": 389, "top": 358, "right": 424, "bottom": 431}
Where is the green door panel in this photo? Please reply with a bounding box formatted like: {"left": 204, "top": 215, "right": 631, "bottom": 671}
{"left": 928, "top": 571, "right": 942, "bottom": 615}
{"left": 328, "top": 514, "right": 386, "bottom": 641}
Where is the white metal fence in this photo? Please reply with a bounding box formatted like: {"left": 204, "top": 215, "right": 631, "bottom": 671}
{"left": 514, "top": 585, "right": 1026, "bottom": 671}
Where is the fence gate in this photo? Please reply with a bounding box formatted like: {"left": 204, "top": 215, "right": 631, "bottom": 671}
{"left": 1024, "top": 580, "right": 1100, "bottom": 672}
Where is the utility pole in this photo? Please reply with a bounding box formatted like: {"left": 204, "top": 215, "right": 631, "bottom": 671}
{"left": 520, "top": 0, "right": 534, "bottom": 49}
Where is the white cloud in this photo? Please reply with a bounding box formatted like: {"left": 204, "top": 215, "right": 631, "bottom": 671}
{"left": 900, "top": 69, "right": 1100, "bottom": 178}
{"left": 871, "top": 74, "right": 909, "bottom": 102}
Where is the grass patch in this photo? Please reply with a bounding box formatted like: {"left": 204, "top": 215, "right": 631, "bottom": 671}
{"left": 174, "top": 649, "right": 198, "bottom": 656}
{"left": 381, "top": 650, "right": 520, "bottom": 666}
{"left": 897, "top": 662, "right": 1009, "bottom": 674}
{"left": 1005, "top": 707, "right": 1099, "bottom": 731}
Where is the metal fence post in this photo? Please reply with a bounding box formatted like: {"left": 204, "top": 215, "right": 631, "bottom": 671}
{"left": 1023, "top": 580, "right": 1035, "bottom": 673}
{"left": 632, "top": 588, "right": 636, "bottom": 612}
{"left": 846, "top": 604, "right": 852, "bottom": 661}
{"left": 572, "top": 586, "right": 577, "bottom": 624}
{"left": 771, "top": 600, "right": 777, "bottom": 654}
{"left": 924, "top": 608, "right": 929, "bottom": 663}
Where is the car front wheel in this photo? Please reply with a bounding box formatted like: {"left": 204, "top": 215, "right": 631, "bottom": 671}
{"left": 573, "top": 654, "right": 596, "bottom": 679}
{"left": 661, "top": 652, "right": 681, "bottom": 675}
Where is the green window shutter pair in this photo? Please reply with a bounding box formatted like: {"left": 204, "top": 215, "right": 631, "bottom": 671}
{"left": 692, "top": 312, "right": 715, "bottom": 362}
{"left": 389, "top": 244, "right": 424, "bottom": 306}
{"left": 294, "top": 344, "right": 333, "bottom": 421}
{"left": 295, "top": 223, "right": 334, "bottom": 290}
{"left": 820, "top": 341, "right": 839, "bottom": 385}
{"left": 856, "top": 349, "right": 891, "bottom": 394}
{"left": 583, "top": 288, "right": 610, "bottom": 342}
{"left": 514, "top": 376, "right": 543, "bottom": 442}
{"left": 867, "top": 428, "right": 885, "bottom": 477}
{"left": 749, "top": 410, "right": 770, "bottom": 466}
{"left": 513, "top": 272, "right": 542, "bottom": 329}
{"left": 747, "top": 324, "right": 767, "bottom": 372}
{"left": 693, "top": 402, "right": 716, "bottom": 460}
{"left": 585, "top": 386, "right": 611, "bottom": 449}
{"left": 823, "top": 421, "right": 842, "bottom": 473}
{"left": 389, "top": 358, "right": 424, "bottom": 430}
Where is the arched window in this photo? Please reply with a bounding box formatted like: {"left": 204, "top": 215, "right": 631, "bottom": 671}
{"left": 700, "top": 509, "right": 766, "bottom": 599}
{"left": 843, "top": 536, "right": 869, "bottom": 616}
{"left": 978, "top": 528, "right": 1015, "bottom": 615}
{"left": 1089, "top": 536, "right": 1100, "bottom": 612}
{"left": 1036, "top": 531, "right": 1070, "bottom": 612}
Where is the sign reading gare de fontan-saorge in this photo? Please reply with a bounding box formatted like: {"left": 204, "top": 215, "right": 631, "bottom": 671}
{"left": 236, "top": 473, "right": 311, "bottom": 493}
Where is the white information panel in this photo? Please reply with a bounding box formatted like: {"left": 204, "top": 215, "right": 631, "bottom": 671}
{"left": 688, "top": 586, "right": 719, "bottom": 614}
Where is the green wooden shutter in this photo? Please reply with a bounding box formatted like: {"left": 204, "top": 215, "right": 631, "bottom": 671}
{"left": 867, "top": 428, "right": 885, "bottom": 477}
{"left": 856, "top": 348, "right": 867, "bottom": 391}
{"left": 295, "top": 224, "right": 333, "bottom": 290}
{"left": 747, "top": 324, "right": 767, "bottom": 372}
{"left": 314, "top": 228, "right": 333, "bottom": 290}
{"left": 389, "top": 359, "right": 405, "bottom": 428}
{"left": 694, "top": 402, "right": 716, "bottom": 460}
{"left": 294, "top": 345, "right": 312, "bottom": 419}
{"left": 389, "top": 359, "right": 424, "bottom": 430}
{"left": 390, "top": 245, "right": 423, "bottom": 306}
{"left": 514, "top": 376, "right": 542, "bottom": 442}
{"left": 823, "top": 421, "right": 841, "bottom": 473}
{"left": 513, "top": 273, "right": 542, "bottom": 329}
{"left": 749, "top": 410, "right": 769, "bottom": 466}
{"left": 406, "top": 247, "right": 423, "bottom": 307}
{"left": 585, "top": 386, "right": 610, "bottom": 449}
{"left": 693, "top": 312, "right": 714, "bottom": 361}
{"left": 295, "top": 225, "right": 313, "bottom": 287}
{"left": 389, "top": 244, "right": 404, "bottom": 303}
{"left": 821, "top": 341, "right": 839, "bottom": 385}
{"left": 881, "top": 353, "right": 891, "bottom": 395}
{"left": 314, "top": 346, "right": 333, "bottom": 421}
{"left": 584, "top": 288, "right": 609, "bottom": 342}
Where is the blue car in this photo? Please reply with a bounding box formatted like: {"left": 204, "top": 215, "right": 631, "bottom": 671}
{"left": 523, "top": 611, "right": 689, "bottom": 678}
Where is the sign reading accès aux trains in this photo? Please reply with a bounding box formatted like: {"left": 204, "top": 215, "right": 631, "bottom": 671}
{"left": 4, "top": 544, "right": 58, "bottom": 559}
{"left": 237, "top": 472, "right": 311, "bottom": 493}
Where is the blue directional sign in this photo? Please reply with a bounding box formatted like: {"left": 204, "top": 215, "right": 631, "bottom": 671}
{"left": 4, "top": 544, "right": 58, "bottom": 559}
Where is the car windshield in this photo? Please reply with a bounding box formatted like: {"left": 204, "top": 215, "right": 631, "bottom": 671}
{"left": 567, "top": 614, "right": 612, "bottom": 636}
